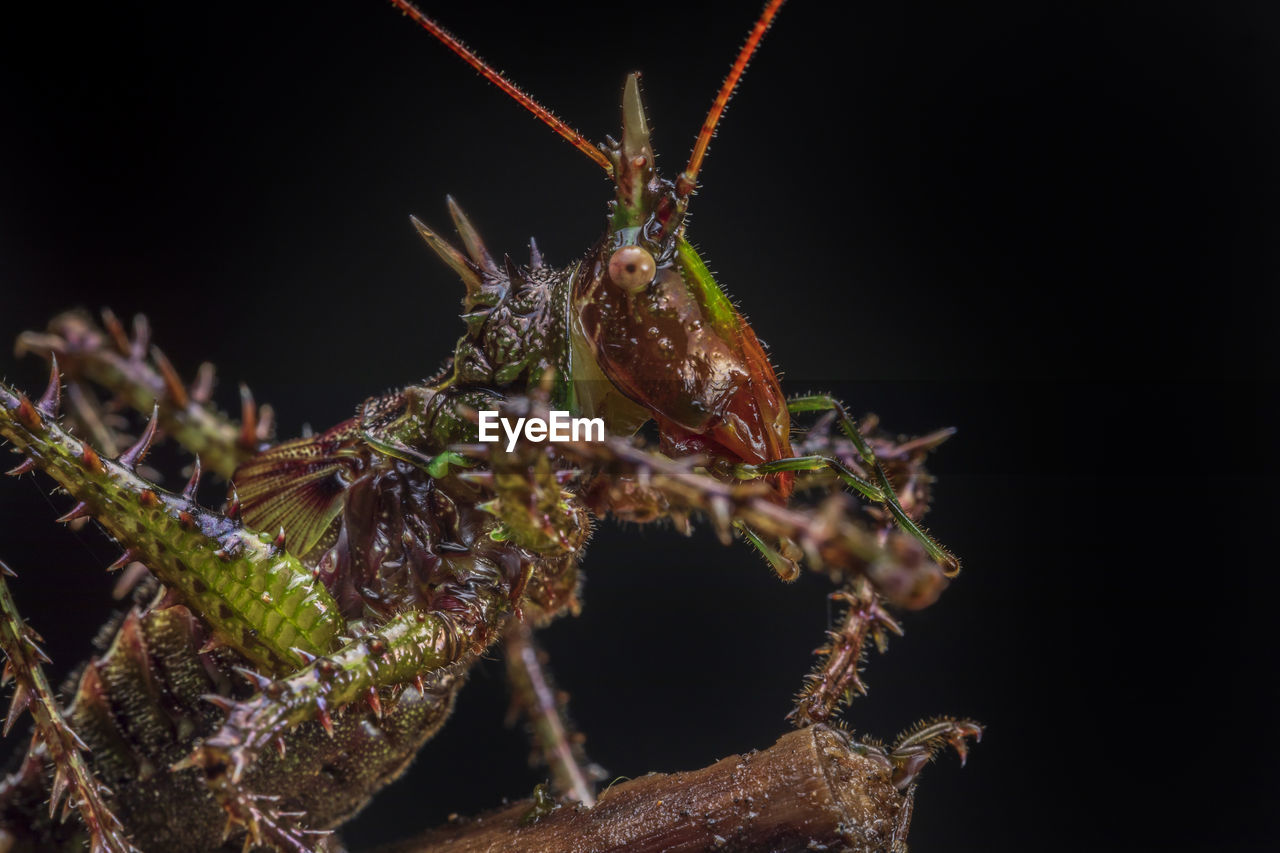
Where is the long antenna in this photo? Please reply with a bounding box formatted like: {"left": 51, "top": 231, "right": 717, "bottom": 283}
{"left": 678, "top": 0, "right": 788, "bottom": 198}
{"left": 388, "top": 0, "right": 615, "bottom": 176}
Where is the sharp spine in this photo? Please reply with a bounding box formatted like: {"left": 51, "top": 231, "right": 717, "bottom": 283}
{"left": 36, "top": 355, "right": 62, "bottom": 418}
{"left": 55, "top": 502, "right": 92, "bottom": 524}
{"left": 151, "top": 346, "right": 190, "bottom": 408}
{"left": 182, "top": 455, "right": 203, "bottom": 502}
{"left": 446, "top": 196, "right": 498, "bottom": 274}
{"left": 117, "top": 405, "right": 159, "bottom": 471}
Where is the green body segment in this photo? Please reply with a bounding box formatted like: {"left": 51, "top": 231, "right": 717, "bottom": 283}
{"left": 200, "top": 597, "right": 507, "bottom": 777}
{"left": 674, "top": 236, "right": 740, "bottom": 333}
{"left": 0, "top": 381, "right": 343, "bottom": 673}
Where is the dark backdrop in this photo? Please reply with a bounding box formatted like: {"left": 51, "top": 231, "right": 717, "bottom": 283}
{"left": 0, "top": 2, "right": 1274, "bottom": 850}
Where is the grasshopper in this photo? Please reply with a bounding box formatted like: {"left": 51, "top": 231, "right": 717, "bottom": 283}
{"left": 0, "top": 1, "right": 978, "bottom": 850}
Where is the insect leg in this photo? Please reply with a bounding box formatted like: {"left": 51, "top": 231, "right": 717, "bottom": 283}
{"left": 185, "top": 596, "right": 507, "bottom": 784}
{"left": 0, "top": 374, "right": 344, "bottom": 672}
{"left": 887, "top": 717, "right": 984, "bottom": 791}
{"left": 179, "top": 606, "right": 492, "bottom": 848}
{"left": 17, "top": 309, "right": 271, "bottom": 478}
{"left": 0, "top": 558, "right": 138, "bottom": 853}
{"left": 789, "top": 576, "right": 903, "bottom": 728}
{"left": 504, "top": 621, "right": 603, "bottom": 806}
{"left": 756, "top": 395, "right": 960, "bottom": 575}
{"left": 496, "top": 432, "right": 950, "bottom": 609}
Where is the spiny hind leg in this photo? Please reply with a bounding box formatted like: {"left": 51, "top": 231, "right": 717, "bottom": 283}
{"left": 0, "top": 557, "right": 137, "bottom": 852}
{"left": 746, "top": 394, "right": 959, "bottom": 575}
{"left": 787, "top": 574, "right": 981, "bottom": 806}
{"left": 194, "top": 642, "right": 468, "bottom": 853}
{"left": 503, "top": 622, "right": 604, "bottom": 806}
{"left": 16, "top": 308, "right": 273, "bottom": 478}
{"left": 789, "top": 575, "right": 903, "bottom": 728}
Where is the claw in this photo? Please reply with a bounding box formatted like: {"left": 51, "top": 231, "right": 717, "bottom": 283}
{"left": 888, "top": 717, "right": 984, "bottom": 786}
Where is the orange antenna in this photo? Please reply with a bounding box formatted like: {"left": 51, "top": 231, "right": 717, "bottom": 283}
{"left": 678, "top": 0, "right": 788, "bottom": 198}
{"left": 389, "top": 0, "right": 615, "bottom": 176}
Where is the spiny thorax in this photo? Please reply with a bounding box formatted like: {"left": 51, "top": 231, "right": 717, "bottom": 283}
{"left": 369, "top": 258, "right": 582, "bottom": 466}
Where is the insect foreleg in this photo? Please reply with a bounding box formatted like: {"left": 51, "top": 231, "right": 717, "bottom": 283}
{"left": 536, "top": 435, "right": 949, "bottom": 610}
{"left": 762, "top": 395, "right": 960, "bottom": 575}
{"left": 17, "top": 310, "right": 270, "bottom": 479}
{"left": 0, "top": 558, "right": 138, "bottom": 853}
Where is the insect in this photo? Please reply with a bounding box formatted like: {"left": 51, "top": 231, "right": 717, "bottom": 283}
{"left": 0, "top": 1, "right": 979, "bottom": 850}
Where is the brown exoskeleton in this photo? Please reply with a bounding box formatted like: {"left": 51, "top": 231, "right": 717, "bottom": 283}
{"left": 0, "top": 1, "right": 978, "bottom": 850}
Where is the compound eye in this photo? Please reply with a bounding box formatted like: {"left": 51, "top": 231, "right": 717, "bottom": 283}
{"left": 607, "top": 245, "right": 656, "bottom": 293}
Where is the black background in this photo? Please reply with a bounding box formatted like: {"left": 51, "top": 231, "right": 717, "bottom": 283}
{"left": 0, "top": 1, "right": 1275, "bottom": 850}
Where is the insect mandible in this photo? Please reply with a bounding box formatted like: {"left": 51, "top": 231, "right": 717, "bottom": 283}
{"left": 0, "top": 1, "right": 979, "bottom": 850}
